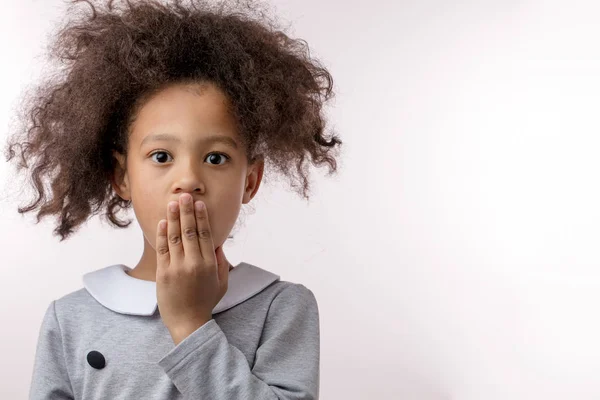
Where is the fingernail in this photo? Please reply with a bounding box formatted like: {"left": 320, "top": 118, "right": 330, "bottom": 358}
{"left": 195, "top": 201, "right": 204, "bottom": 211}
{"left": 169, "top": 202, "right": 178, "bottom": 212}
{"left": 181, "top": 194, "right": 191, "bottom": 204}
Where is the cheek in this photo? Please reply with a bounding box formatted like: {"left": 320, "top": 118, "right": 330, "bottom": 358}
{"left": 208, "top": 197, "right": 242, "bottom": 247}
{"left": 130, "top": 188, "right": 164, "bottom": 249}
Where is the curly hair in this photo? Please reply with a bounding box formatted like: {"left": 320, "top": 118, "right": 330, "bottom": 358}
{"left": 4, "top": 0, "right": 342, "bottom": 241}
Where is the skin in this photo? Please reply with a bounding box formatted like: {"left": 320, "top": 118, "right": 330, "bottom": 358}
{"left": 111, "top": 81, "right": 264, "bottom": 344}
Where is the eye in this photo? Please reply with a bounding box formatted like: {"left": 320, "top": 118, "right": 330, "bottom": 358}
{"left": 150, "top": 150, "right": 172, "bottom": 164}
{"left": 149, "top": 151, "right": 229, "bottom": 165}
{"left": 205, "top": 152, "right": 230, "bottom": 165}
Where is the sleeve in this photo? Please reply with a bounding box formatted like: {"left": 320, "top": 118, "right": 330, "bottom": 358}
{"left": 29, "top": 300, "right": 75, "bottom": 400}
{"left": 157, "top": 283, "right": 320, "bottom": 400}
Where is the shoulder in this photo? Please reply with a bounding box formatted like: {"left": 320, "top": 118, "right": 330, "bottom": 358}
{"left": 35, "top": 287, "right": 104, "bottom": 341}
{"left": 48, "top": 287, "right": 111, "bottom": 325}
{"left": 257, "top": 279, "right": 318, "bottom": 305}
{"left": 275, "top": 280, "right": 317, "bottom": 301}
{"left": 259, "top": 280, "right": 320, "bottom": 322}
{"left": 54, "top": 286, "right": 99, "bottom": 309}
{"left": 225, "top": 278, "right": 319, "bottom": 323}
{"left": 250, "top": 280, "right": 320, "bottom": 342}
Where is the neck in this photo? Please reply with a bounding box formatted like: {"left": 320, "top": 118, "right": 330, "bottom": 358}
{"left": 125, "top": 236, "right": 158, "bottom": 281}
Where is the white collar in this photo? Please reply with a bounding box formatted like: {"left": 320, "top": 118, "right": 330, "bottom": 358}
{"left": 82, "top": 262, "right": 280, "bottom": 316}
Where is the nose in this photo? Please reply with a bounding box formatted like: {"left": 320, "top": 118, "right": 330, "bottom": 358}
{"left": 172, "top": 158, "right": 205, "bottom": 196}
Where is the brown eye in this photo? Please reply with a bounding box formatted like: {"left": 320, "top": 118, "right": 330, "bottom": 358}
{"left": 205, "top": 153, "right": 229, "bottom": 165}
{"left": 150, "top": 151, "right": 172, "bottom": 164}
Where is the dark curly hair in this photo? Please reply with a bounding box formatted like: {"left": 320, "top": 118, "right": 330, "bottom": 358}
{"left": 4, "top": 0, "right": 342, "bottom": 241}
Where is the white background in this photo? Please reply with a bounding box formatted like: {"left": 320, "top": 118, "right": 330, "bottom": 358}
{"left": 2, "top": 0, "right": 600, "bottom": 399}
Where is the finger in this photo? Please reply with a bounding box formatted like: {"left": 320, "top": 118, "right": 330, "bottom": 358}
{"left": 194, "top": 201, "right": 216, "bottom": 267}
{"left": 156, "top": 219, "right": 170, "bottom": 268}
{"left": 178, "top": 193, "right": 201, "bottom": 261}
{"left": 167, "top": 200, "right": 184, "bottom": 262}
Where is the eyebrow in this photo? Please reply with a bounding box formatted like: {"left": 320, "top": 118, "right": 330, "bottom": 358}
{"left": 140, "top": 133, "right": 238, "bottom": 149}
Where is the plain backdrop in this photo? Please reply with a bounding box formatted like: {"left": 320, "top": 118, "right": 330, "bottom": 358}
{"left": 3, "top": 0, "right": 600, "bottom": 399}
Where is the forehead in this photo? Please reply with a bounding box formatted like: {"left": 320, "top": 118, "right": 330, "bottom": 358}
{"left": 129, "top": 82, "right": 239, "bottom": 144}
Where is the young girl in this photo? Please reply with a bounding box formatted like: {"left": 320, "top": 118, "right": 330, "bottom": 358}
{"left": 5, "top": 0, "right": 341, "bottom": 398}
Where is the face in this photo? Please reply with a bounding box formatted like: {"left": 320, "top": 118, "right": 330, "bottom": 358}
{"left": 111, "top": 81, "right": 263, "bottom": 251}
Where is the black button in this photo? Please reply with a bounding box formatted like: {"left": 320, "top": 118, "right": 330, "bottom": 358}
{"left": 87, "top": 351, "right": 106, "bottom": 369}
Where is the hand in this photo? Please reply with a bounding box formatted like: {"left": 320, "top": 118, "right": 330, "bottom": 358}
{"left": 155, "top": 193, "right": 230, "bottom": 345}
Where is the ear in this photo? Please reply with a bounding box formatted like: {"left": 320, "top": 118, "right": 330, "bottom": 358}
{"left": 242, "top": 157, "right": 264, "bottom": 204}
{"left": 111, "top": 151, "right": 131, "bottom": 201}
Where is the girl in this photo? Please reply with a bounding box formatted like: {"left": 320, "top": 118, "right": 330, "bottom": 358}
{"left": 5, "top": 0, "right": 342, "bottom": 398}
